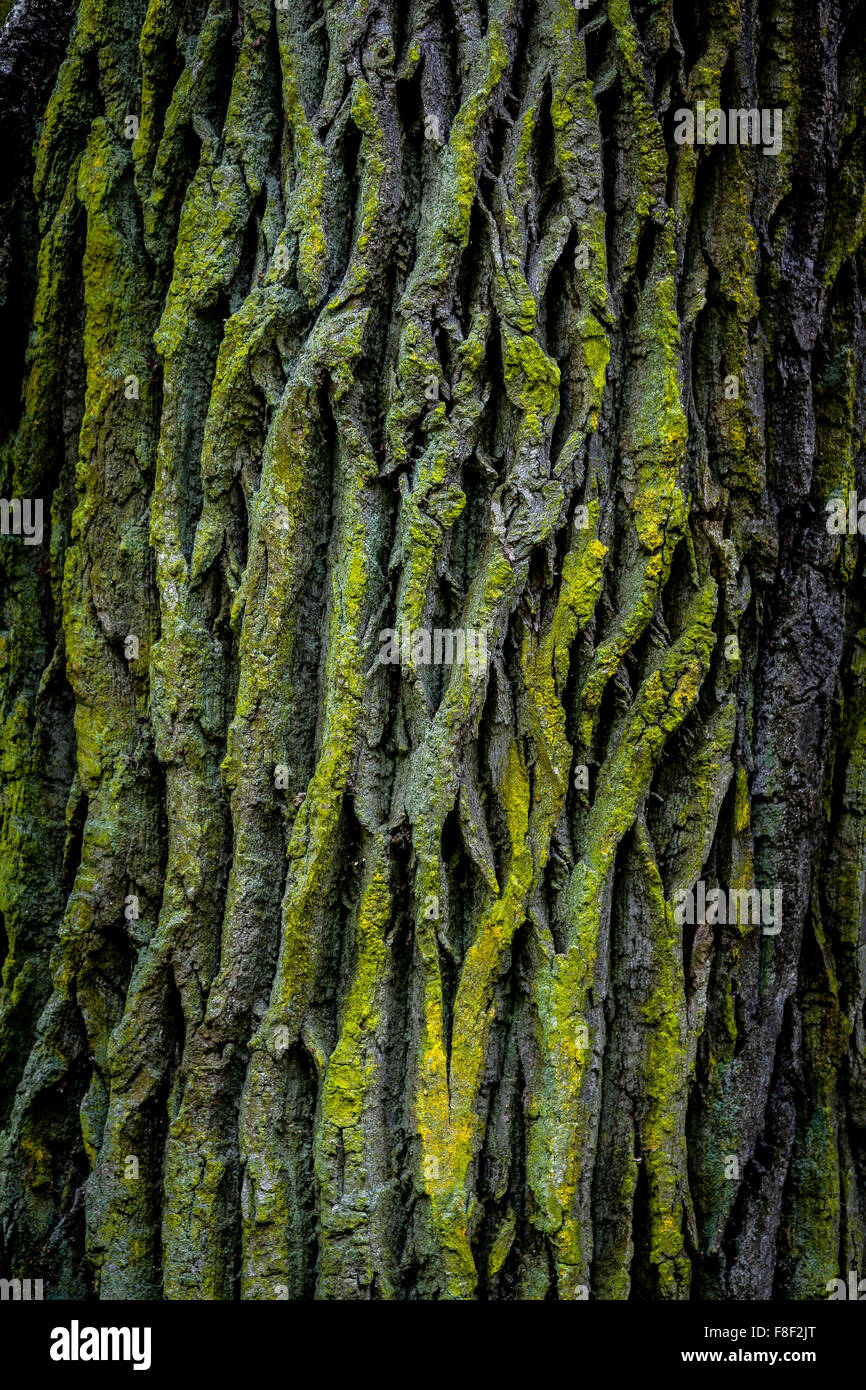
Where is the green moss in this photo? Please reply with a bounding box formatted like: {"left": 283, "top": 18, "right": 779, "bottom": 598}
{"left": 487, "top": 1209, "right": 516, "bottom": 1281}
{"left": 276, "top": 37, "right": 328, "bottom": 304}
{"left": 314, "top": 844, "right": 394, "bottom": 1296}
{"left": 637, "top": 825, "right": 691, "bottom": 1298}
{"left": 501, "top": 330, "right": 560, "bottom": 425}
{"left": 609, "top": 0, "right": 668, "bottom": 231}
{"left": 526, "top": 581, "right": 718, "bottom": 1291}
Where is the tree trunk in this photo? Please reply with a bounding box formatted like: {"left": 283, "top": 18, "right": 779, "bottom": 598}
{"left": 1, "top": 0, "right": 865, "bottom": 1302}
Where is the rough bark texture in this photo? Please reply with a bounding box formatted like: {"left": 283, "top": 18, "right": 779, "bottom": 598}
{"left": 1, "top": 0, "right": 865, "bottom": 1301}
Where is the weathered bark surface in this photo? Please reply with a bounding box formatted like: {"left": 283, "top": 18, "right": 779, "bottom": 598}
{"left": 1, "top": 0, "right": 865, "bottom": 1301}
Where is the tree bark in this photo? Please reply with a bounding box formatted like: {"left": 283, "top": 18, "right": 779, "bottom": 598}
{"left": 1, "top": 0, "right": 865, "bottom": 1301}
